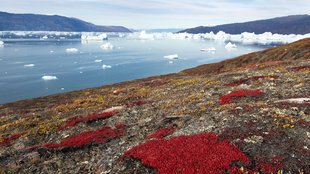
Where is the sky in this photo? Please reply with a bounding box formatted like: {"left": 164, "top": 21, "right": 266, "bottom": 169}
{"left": 0, "top": 0, "right": 309, "bottom": 29}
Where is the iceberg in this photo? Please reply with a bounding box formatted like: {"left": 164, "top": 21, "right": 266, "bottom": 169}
{"left": 225, "top": 42, "right": 237, "bottom": 50}
{"left": 100, "top": 43, "right": 114, "bottom": 50}
{"left": 81, "top": 33, "right": 108, "bottom": 41}
{"left": 164, "top": 54, "right": 179, "bottom": 60}
{"left": 42, "top": 75, "right": 58, "bottom": 81}
{"left": 200, "top": 47, "right": 216, "bottom": 52}
{"left": 94, "top": 59, "right": 103, "bottom": 63}
{"left": 66, "top": 48, "right": 79, "bottom": 53}
{"left": 139, "top": 31, "right": 155, "bottom": 40}
{"left": 24, "top": 64, "right": 35, "bottom": 67}
{"left": 102, "top": 64, "right": 112, "bottom": 69}
{"left": 41, "top": 35, "right": 48, "bottom": 40}
{"left": 0, "top": 40, "right": 3, "bottom": 47}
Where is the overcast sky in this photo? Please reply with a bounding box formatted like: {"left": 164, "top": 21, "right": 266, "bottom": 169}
{"left": 0, "top": 0, "right": 309, "bottom": 29}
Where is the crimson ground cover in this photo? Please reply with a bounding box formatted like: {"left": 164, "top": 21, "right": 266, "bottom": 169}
{"left": 123, "top": 133, "right": 250, "bottom": 174}
{"left": 220, "top": 89, "right": 264, "bottom": 105}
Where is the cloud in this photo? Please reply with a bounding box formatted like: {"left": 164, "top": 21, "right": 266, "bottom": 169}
{"left": 0, "top": 0, "right": 309, "bottom": 28}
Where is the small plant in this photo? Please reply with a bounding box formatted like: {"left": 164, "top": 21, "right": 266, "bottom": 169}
{"left": 146, "top": 126, "right": 175, "bottom": 139}
{"left": 58, "top": 111, "right": 118, "bottom": 131}
{"left": 29, "top": 124, "right": 125, "bottom": 150}
{"left": 220, "top": 89, "right": 264, "bottom": 105}
{"left": 0, "top": 132, "right": 25, "bottom": 146}
{"left": 122, "top": 133, "right": 250, "bottom": 174}
{"left": 224, "top": 75, "right": 278, "bottom": 87}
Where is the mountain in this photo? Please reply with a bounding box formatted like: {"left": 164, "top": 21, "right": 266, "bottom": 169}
{"left": 180, "top": 15, "right": 310, "bottom": 34}
{"left": 0, "top": 12, "right": 131, "bottom": 32}
{"left": 1, "top": 38, "right": 309, "bottom": 173}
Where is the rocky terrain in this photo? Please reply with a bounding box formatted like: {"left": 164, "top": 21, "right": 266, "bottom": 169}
{"left": 0, "top": 38, "right": 309, "bottom": 173}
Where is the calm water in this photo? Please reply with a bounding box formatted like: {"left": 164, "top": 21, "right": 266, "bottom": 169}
{"left": 0, "top": 37, "right": 268, "bottom": 104}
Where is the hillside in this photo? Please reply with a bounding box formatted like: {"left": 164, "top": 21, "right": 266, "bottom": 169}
{"left": 180, "top": 15, "right": 310, "bottom": 34}
{"left": 0, "top": 12, "right": 131, "bottom": 32}
{"left": 0, "top": 39, "right": 309, "bottom": 173}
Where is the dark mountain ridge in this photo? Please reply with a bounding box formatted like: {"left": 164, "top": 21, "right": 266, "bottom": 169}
{"left": 180, "top": 15, "right": 310, "bottom": 34}
{"left": 0, "top": 11, "right": 131, "bottom": 32}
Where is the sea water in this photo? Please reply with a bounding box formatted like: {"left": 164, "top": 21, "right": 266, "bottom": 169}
{"left": 0, "top": 37, "right": 268, "bottom": 104}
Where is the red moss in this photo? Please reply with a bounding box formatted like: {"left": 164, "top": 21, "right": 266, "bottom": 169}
{"left": 58, "top": 111, "right": 118, "bottom": 131}
{"left": 122, "top": 133, "right": 250, "bottom": 174}
{"left": 220, "top": 89, "right": 264, "bottom": 105}
{"left": 256, "top": 156, "right": 284, "bottom": 173}
{"left": 224, "top": 75, "right": 278, "bottom": 87}
{"left": 0, "top": 132, "right": 25, "bottom": 146}
{"left": 146, "top": 126, "right": 175, "bottom": 139}
{"left": 31, "top": 124, "right": 125, "bottom": 150}
{"left": 292, "top": 65, "right": 310, "bottom": 71}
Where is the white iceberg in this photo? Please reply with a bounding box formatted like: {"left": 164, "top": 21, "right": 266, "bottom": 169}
{"left": 42, "top": 75, "right": 58, "bottom": 81}
{"left": 41, "top": 35, "right": 48, "bottom": 40}
{"left": 94, "top": 59, "right": 103, "bottom": 63}
{"left": 0, "top": 40, "right": 4, "bottom": 45}
{"left": 24, "top": 64, "right": 35, "bottom": 67}
{"left": 200, "top": 47, "right": 216, "bottom": 52}
{"left": 139, "top": 31, "right": 155, "bottom": 40}
{"left": 66, "top": 48, "right": 79, "bottom": 53}
{"left": 164, "top": 54, "right": 179, "bottom": 60}
{"left": 102, "top": 64, "right": 112, "bottom": 69}
{"left": 225, "top": 42, "right": 237, "bottom": 50}
{"left": 100, "top": 43, "right": 114, "bottom": 50}
{"left": 81, "top": 33, "right": 108, "bottom": 41}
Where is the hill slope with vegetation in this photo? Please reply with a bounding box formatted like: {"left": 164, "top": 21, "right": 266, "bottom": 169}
{"left": 0, "top": 38, "right": 309, "bottom": 173}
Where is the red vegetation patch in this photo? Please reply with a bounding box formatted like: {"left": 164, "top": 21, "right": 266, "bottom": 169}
{"left": 292, "top": 65, "right": 310, "bottom": 71}
{"left": 256, "top": 156, "right": 284, "bottom": 173}
{"left": 146, "top": 126, "right": 175, "bottom": 139}
{"left": 31, "top": 124, "right": 125, "bottom": 150}
{"left": 224, "top": 75, "right": 278, "bottom": 87}
{"left": 58, "top": 111, "right": 118, "bottom": 131}
{"left": 220, "top": 89, "right": 264, "bottom": 105}
{"left": 0, "top": 132, "right": 25, "bottom": 146}
{"left": 122, "top": 133, "right": 250, "bottom": 174}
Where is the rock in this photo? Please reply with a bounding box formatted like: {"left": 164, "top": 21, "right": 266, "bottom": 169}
{"left": 244, "top": 135, "right": 264, "bottom": 144}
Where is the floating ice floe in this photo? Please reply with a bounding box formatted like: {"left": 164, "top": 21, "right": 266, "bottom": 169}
{"left": 0, "top": 40, "right": 4, "bottom": 46}
{"left": 66, "top": 48, "right": 79, "bottom": 53}
{"left": 200, "top": 47, "right": 216, "bottom": 52}
{"left": 139, "top": 31, "right": 155, "bottom": 40}
{"left": 42, "top": 75, "right": 58, "bottom": 81}
{"left": 24, "top": 64, "right": 35, "bottom": 67}
{"left": 81, "top": 33, "right": 108, "bottom": 41}
{"left": 102, "top": 64, "right": 112, "bottom": 69}
{"left": 100, "top": 43, "right": 114, "bottom": 50}
{"left": 225, "top": 42, "right": 237, "bottom": 50}
{"left": 95, "top": 59, "right": 103, "bottom": 63}
{"left": 50, "top": 50, "right": 54, "bottom": 53}
{"left": 41, "top": 35, "right": 48, "bottom": 40}
{"left": 164, "top": 54, "right": 179, "bottom": 60}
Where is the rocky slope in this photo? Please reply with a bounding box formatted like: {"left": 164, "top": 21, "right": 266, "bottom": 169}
{"left": 0, "top": 39, "right": 309, "bottom": 173}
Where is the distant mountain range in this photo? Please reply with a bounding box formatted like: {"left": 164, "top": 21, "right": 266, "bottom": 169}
{"left": 180, "top": 15, "right": 310, "bottom": 34}
{"left": 0, "top": 12, "right": 131, "bottom": 32}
